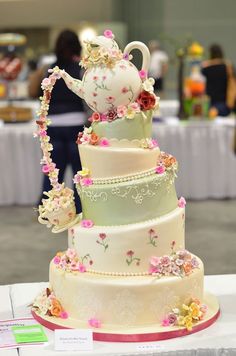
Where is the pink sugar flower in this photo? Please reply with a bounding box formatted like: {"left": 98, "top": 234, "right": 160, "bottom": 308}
{"left": 178, "top": 197, "right": 186, "bottom": 208}
{"left": 78, "top": 263, "right": 87, "bottom": 273}
{"left": 39, "top": 129, "right": 47, "bottom": 137}
{"left": 70, "top": 262, "right": 80, "bottom": 271}
{"left": 60, "top": 311, "right": 69, "bottom": 319}
{"left": 148, "top": 266, "right": 158, "bottom": 274}
{"left": 81, "top": 219, "right": 94, "bottom": 228}
{"left": 104, "top": 29, "right": 114, "bottom": 39}
{"left": 155, "top": 165, "right": 165, "bottom": 174}
{"left": 100, "top": 113, "right": 108, "bottom": 121}
{"left": 53, "top": 256, "right": 61, "bottom": 265}
{"left": 66, "top": 248, "right": 76, "bottom": 259}
{"left": 99, "top": 138, "right": 110, "bottom": 147}
{"left": 88, "top": 317, "right": 101, "bottom": 328}
{"left": 130, "top": 102, "right": 140, "bottom": 111}
{"left": 150, "top": 256, "right": 161, "bottom": 267}
{"left": 73, "top": 173, "right": 80, "bottom": 184}
{"left": 150, "top": 138, "right": 158, "bottom": 148}
{"left": 81, "top": 177, "right": 93, "bottom": 186}
{"left": 139, "top": 69, "right": 147, "bottom": 79}
{"left": 117, "top": 105, "right": 127, "bottom": 118}
{"left": 42, "top": 164, "right": 50, "bottom": 173}
{"left": 41, "top": 78, "right": 51, "bottom": 87}
{"left": 161, "top": 317, "right": 170, "bottom": 327}
{"left": 160, "top": 255, "right": 171, "bottom": 267}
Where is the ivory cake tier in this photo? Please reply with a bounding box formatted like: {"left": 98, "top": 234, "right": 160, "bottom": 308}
{"left": 49, "top": 257, "right": 204, "bottom": 328}
{"left": 68, "top": 207, "right": 185, "bottom": 273}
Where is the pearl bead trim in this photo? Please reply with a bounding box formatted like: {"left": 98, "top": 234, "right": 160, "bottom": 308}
{"left": 86, "top": 268, "right": 150, "bottom": 276}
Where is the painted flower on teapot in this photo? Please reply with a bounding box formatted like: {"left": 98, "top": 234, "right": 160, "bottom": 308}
{"left": 61, "top": 30, "right": 150, "bottom": 114}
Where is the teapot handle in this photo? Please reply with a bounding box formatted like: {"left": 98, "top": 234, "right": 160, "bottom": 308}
{"left": 123, "top": 41, "right": 150, "bottom": 78}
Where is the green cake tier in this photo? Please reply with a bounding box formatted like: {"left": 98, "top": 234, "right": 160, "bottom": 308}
{"left": 76, "top": 167, "right": 178, "bottom": 226}
{"left": 92, "top": 110, "right": 153, "bottom": 141}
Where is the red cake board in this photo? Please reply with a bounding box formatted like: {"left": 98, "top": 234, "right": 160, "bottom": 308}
{"left": 32, "top": 294, "right": 220, "bottom": 343}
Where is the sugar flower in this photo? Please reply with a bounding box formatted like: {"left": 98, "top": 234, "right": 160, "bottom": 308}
{"left": 178, "top": 197, "right": 186, "bottom": 208}
{"left": 155, "top": 165, "right": 166, "bottom": 174}
{"left": 53, "top": 256, "right": 61, "bottom": 265}
{"left": 142, "top": 77, "right": 155, "bottom": 92}
{"left": 89, "top": 112, "right": 101, "bottom": 122}
{"left": 139, "top": 69, "right": 147, "bottom": 80}
{"left": 60, "top": 311, "right": 69, "bottom": 319}
{"left": 99, "top": 138, "right": 110, "bottom": 147}
{"left": 126, "top": 106, "right": 136, "bottom": 119}
{"left": 103, "top": 29, "right": 114, "bottom": 39}
{"left": 88, "top": 317, "right": 102, "bottom": 328}
{"left": 81, "top": 219, "right": 94, "bottom": 228}
{"left": 79, "top": 167, "right": 90, "bottom": 177}
{"left": 80, "top": 177, "right": 93, "bottom": 186}
{"left": 78, "top": 263, "right": 87, "bottom": 273}
{"left": 117, "top": 105, "right": 127, "bottom": 118}
{"left": 73, "top": 173, "right": 81, "bottom": 184}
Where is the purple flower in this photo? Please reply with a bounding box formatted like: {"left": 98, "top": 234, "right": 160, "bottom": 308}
{"left": 168, "top": 313, "right": 177, "bottom": 325}
{"left": 191, "top": 257, "right": 199, "bottom": 268}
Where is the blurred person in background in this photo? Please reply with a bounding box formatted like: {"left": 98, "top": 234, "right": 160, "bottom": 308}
{"left": 202, "top": 44, "right": 236, "bottom": 116}
{"left": 29, "top": 29, "right": 87, "bottom": 213}
{"left": 148, "top": 40, "right": 169, "bottom": 96}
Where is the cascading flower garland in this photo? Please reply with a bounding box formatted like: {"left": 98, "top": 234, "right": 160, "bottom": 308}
{"left": 34, "top": 67, "right": 76, "bottom": 214}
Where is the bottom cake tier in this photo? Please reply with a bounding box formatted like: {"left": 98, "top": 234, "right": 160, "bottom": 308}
{"left": 48, "top": 257, "right": 204, "bottom": 328}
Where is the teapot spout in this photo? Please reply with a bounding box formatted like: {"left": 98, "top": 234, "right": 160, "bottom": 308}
{"left": 61, "top": 70, "right": 84, "bottom": 99}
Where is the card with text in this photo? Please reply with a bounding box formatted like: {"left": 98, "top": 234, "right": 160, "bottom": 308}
{"left": 55, "top": 329, "right": 93, "bottom": 351}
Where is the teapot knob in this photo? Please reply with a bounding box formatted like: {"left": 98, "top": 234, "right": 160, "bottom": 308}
{"left": 123, "top": 41, "right": 150, "bottom": 77}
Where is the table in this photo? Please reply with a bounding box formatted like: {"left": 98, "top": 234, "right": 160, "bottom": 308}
{"left": 0, "top": 100, "right": 236, "bottom": 204}
{"left": 1, "top": 275, "right": 236, "bottom": 355}
{"left": 153, "top": 118, "right": 236, "bottom": 199}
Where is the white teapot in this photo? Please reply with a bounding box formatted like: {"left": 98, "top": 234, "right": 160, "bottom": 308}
{"left": 61, "top": 30, "right": 150, "bottom": 114}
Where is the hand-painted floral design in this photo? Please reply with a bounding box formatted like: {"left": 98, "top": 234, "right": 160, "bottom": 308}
{"left": 53, "top": 249, "right": 87, "bottom": 273}
{"left": 147, "top": 228, "right": 159, "bottom": 247}
{"left": 161, "top": 298, "right": 208, "bottom": 331}
{"left": 32, "top": 287, "right": 68, "bottom": 319}
{"left": 149, "top": 247, "right": 199, "bottom": 277}
{"left": 88, "top": 317, "right": 102, "bottom": 328}
{"left": 81, "top": 253, "right": 93, "bottom": 266}
{"left": 96, "top": 233, "right": 109, "bottom": 252}
{"left": 126, "top": 250, "right": 141, "bottom": 266}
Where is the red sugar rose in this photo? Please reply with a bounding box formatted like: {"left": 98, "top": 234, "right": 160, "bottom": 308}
{"left": 137, "top": 90, "right": 156, "bottom": 110}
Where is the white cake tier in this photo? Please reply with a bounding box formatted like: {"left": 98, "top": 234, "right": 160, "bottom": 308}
{"left": 69, "top": 207, "right": 185, "bottom": 274}
{"left": 49, "top": 257, "right": 204, "bottom": 327}
{"left": 79, "top": 144, "right": 160, "bottom": 179}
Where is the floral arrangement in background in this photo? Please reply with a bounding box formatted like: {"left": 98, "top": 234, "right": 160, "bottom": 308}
{"left": 149, "top": 247, "right": 199, "bottom": 277}
{"left": 32, "top": 287, "right": 68, "bottom": 319}
{"left": 161, "top": 298, "right": 208, "bottom": 330}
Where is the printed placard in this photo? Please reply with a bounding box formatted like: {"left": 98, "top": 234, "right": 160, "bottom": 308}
{"left": 55, "top": 329, "right": 93, "bottom": 351}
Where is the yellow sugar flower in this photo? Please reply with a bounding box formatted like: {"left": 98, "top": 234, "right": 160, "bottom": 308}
{"left": 189, "top": 302, "right": 201, "bottom": 320}
{"left": 184, "top": 315, "right": 193, "bottom": 331}
{"left": 79, "top": 167, "right": 90, "bottom": 177}
{"left": 126, "top": 107, "right": 136, "bottom": 119}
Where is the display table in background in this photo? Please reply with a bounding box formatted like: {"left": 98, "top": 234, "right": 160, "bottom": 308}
{"left": 0, "top": 99, "right": 236, "bottom": 205}
{"left": 153, "top": 118, "right": 236, "bottom": 199}
{"left": 1, "top": 275, "right": 236, "bottom": 355}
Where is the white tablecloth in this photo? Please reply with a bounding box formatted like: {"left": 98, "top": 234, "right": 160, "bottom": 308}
{"left": 1, "top": 275, "right": 236, "bottom": 355}
{"left": 153, "top": 118, "right": 236, "bottom": 199}
{"left": 0, "top": 99, "right": 236, "bottom": 204}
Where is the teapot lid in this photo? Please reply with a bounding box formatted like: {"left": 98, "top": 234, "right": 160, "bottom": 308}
{"left": 80, "top": 30, "right": 123, "bottom": 69}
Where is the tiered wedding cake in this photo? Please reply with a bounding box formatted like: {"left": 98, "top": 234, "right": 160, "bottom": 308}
{"left": 33, "top": 30, "right": 219, "bottom": 341}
